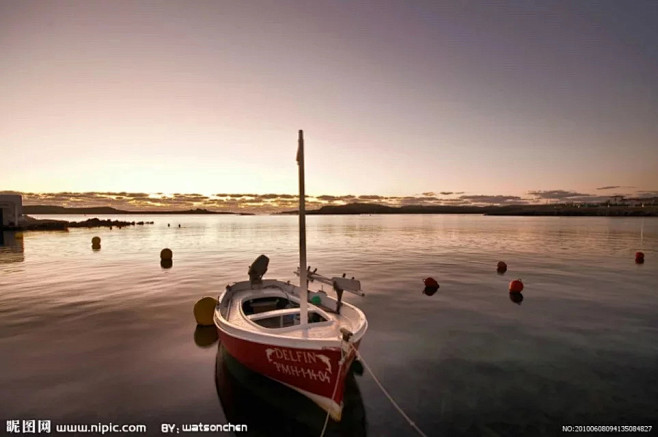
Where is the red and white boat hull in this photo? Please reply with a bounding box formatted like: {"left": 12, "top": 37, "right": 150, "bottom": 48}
{"left": 218, "top": 330, "right": 359, "bottom": 421}
{"left": 214, "top": 278, "right": 367, "bottom": 421}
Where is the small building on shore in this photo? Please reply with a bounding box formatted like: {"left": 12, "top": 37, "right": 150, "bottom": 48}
{"left": 0, "top": 195, "right": 23, "bottom": 228}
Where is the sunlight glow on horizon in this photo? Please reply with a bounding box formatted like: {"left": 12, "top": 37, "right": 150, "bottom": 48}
{"left": 4, "top": 189, "right": 658, "bottom": 214}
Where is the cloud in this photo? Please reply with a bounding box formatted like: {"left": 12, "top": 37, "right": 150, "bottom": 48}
{"left": 440, "top": 199, "right": 472, "bottom": 205}
{"left": 458, "top": 195, "right": 528, "bottom": 205}
{"left": 635, "top": 191, "right": 658, "bottom": 198}
{"left": 527, "top": 190, "right": 594, "bottom": 200}
{"left": 565, "top": 196, "right": 613, "bottom": 203}
{"left": 214, "top": 193, "right": 260, "bottom": 198}
{"left": 118, "top": 192, "right": 150, "bottom": 198}
{"left": 596, "top": 185, "right": 635, "bottom": 191}
{"left": 390, "top": 196, "right": 446, "bottom": 206}
{"left": 317, "top": 195, "right": 341, "bottom": 202}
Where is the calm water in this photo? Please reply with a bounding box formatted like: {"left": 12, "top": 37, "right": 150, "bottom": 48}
{"left": 1, "top": 215, "right": 657, "bottom": 436}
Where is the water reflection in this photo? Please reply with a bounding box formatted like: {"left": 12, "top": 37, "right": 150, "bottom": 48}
{"left": 422, "top": 286, "right": 439, "bottom": 296}
{"left": 509, "top": 291, "right": 524, "bottom": 305}
{"left": 215, "top": 344, "right": 367, "bottom": 436}
{"left": 194, "top": 326, "right": 219, "bottom": 348}
{"left": 160, "top": 259, "right": 173, "bottom": 269}
{"left": 0, "top": 231, "right": 24, "bottom": 264}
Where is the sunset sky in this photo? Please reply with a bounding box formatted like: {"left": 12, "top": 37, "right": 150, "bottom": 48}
{"left": 1, "top": 1, "right": 657, "bottom": 211}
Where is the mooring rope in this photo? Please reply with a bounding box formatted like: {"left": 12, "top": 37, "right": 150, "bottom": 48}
{"left": 318, "top": 352, "right": 346, "bottom": 437}
{"left": 319, "top": 344, "right": 428, "bottom": 437}
{"left": 354, "top": 347, "right": 429, "bottom": 437}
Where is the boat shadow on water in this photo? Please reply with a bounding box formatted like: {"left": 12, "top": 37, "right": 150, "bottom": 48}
{"left": 215, "top": 343, "right": 367, "bottom": 437}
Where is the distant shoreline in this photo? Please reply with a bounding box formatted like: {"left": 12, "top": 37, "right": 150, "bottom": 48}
{"left": 278, "top": 202, "right": 658, "bottom": 217}
{"left": 2, "top": 217, "right": 154, "bottom": 232}
{"left": 22, "top": 203, "right": 658, "bottom": 217}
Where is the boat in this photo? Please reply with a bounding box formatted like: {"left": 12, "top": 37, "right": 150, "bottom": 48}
{"left": 213, "top": 130, "right": 368, "bottom": 421}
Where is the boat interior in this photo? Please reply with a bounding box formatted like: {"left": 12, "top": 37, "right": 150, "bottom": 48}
{"left": 218, "top": 280, "right": 367, "bottom": 340}
{"left": 242, "top": 296, "right": 328, "bottom": 329}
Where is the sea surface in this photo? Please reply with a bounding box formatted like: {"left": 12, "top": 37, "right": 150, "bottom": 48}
{"left": 1, "top": 214, "right": 657, "bottom": 436}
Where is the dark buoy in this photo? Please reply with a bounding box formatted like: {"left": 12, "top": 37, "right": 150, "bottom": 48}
{"left": 160, "top": 259, "right": 173, "bottom": 269}
{"left": 635, "top": 251, "right": 644, "bottom": 264}
{"left": 91, "top": 236, "right": 101, "bottom": 250}
{"left": 423, "top": 277, "right": 440, "bottom": 296}
{"left": 509, "top": 279, "right": 524, "bottom": 293}
{"left": 160, "top": 248, "right": 173, "bottom": 260}
{"left": 509, "top": 291, "right": 523, "bottom": 305}
{"left": 497, "top": 261, "right": 507, "bottom": 274}
{"left": 168, "top": 223, "right": 170, "bottom": 227}
{"left": 178, "top": 224, "right": 181, "bottom": 228}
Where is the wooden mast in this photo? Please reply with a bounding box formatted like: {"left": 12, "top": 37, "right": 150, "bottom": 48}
{"left": 297, "top": 130, "right": 308, "bottom": 327}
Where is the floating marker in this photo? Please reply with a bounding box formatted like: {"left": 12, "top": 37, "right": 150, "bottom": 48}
{"left": 497, "top": 261, "right": 507, "bottom": 274}
{"left": 160, "top": 248, "right": 173, "bottom": 260}
{"left": 423, "top": 277, "right": 440, "bottom": 296}
{"left": 635, "top": 251, "right": 645, "bottom": 264}
{"left": 194, "top": 296, "right": 218, "bottom": 326}
{"left": 160, "top": 259, "right": 173, "bottom": 269}
{"left": 424, "top": 277, "right": 439, "bottom": 288}
{"left": 509, "top": 279, "right": 524, "bottom": 293}
{"left": 91, "top": 236, "right": 101, "bottom": 249}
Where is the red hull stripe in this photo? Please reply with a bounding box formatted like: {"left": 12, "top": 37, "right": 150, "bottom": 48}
{"left": 218, "top": 330, "right": 356, "bottom": 405}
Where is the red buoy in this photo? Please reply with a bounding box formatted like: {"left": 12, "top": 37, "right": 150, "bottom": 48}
{"left": 509, "top": 279, "right": 524, "bottom": 293}
{"left": 635, "top": 251, "right": 644, "bottom": 264}
{"left": 424, "top": 277, "right": 439, "bottom": 288}
{"left": 423, "top": 277, "right": 440, "bottom": 296}
{"left": 497, "top": 261, "right": 507, "bottom": 274}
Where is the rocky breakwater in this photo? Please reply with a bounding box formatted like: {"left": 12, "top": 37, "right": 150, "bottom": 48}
{"left": 3, "top": 216, "right": 154, "bottom": 231}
